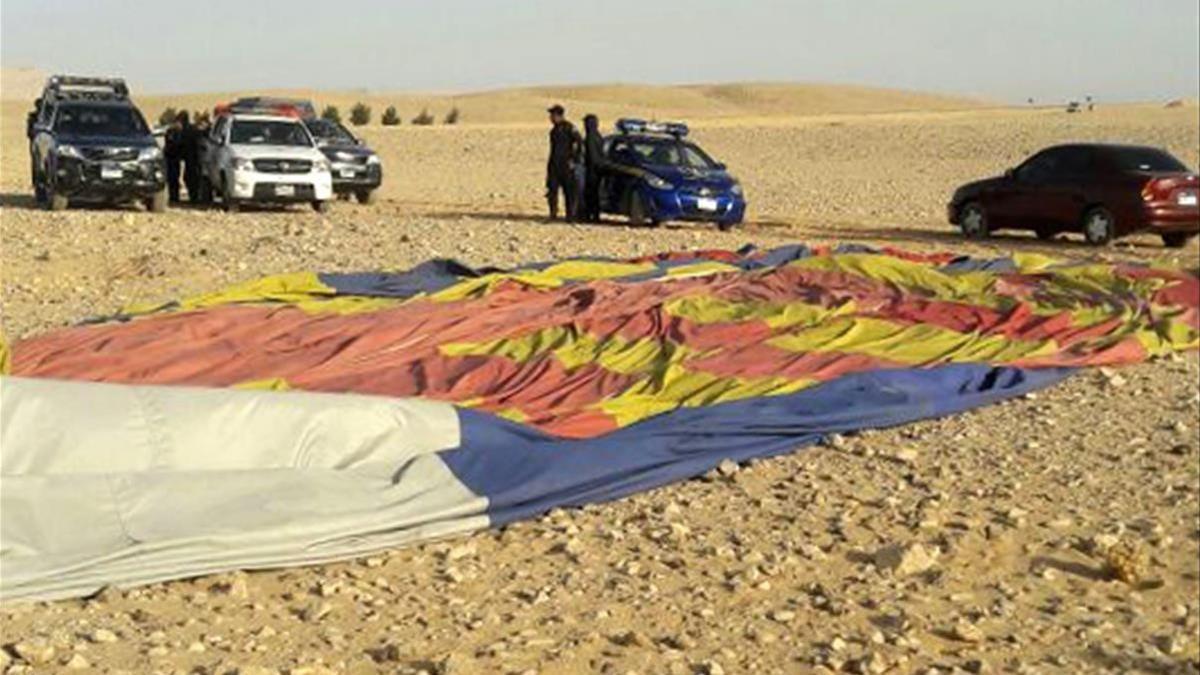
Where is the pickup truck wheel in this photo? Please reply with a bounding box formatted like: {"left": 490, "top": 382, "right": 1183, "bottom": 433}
{"left": 1162, "top": 232, "right": 1196, "bottom": 249}
{"left": 1082, "top": 206, "right": 1115, "bottom": 246}
{"left": 959, "top": 202, "right": 989, "bottom": 239}
{"left": 354, "top": 190, "right": 376, "bottom": 205}
{"left": 145, "top": 188, "right": 168, "bottom": 213}
{"left": 312, "top": 200, "right": 330, "bottom": 213}
{"left": 221, "top": 176, "right": 240, "bottom": 213}
{"left": 47, "top": 185, "right": 69, "bottom": 212}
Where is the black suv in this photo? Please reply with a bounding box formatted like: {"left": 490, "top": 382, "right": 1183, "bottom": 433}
{"left": 303, "top": 118, "right": 383, "bottom": 204}
{"left": 27, "top": 76, "right": 167, "bottom": 211}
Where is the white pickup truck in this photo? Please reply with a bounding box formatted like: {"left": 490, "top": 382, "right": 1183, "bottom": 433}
{"left": 199, "top": 109, "right": 333, "bottom": 212}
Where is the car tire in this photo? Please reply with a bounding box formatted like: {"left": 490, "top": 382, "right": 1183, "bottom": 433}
{"left": 1082, "top": 206, "right": 1115, "bottom": 246}
{"left": 145, "top": 188, "right": 168, "bottom": 213}
{"left": 312, "top": 200, "right": 330, "bottom": 213}
{"left": 47, "top": 184, "right": 69, "bottom": 212}
{"left": 1162, "top": 232, "right": 1196, "bottom": 249}
{"left": 628, "top": 192, "right": 652, "bottom": 226}
{"left": 196, "top": 175, "right": 213, "bottom": 205}
{"left": 354, "top": 190, "right": 376, "bottom": 205}
{"left": 221, "top": 175, "right": 240, "bottom": 213}
{"left": 959, "top": 202, "right": 989, "bottom": 239}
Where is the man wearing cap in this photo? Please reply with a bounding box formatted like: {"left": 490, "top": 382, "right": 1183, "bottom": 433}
{"left": 545, "top": 104, "right": 582, "bottom": 221}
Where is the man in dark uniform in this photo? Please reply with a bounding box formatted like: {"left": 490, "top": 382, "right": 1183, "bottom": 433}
{"left": 182, "top": 112, "right": 202, "bottom": 203}
{"left": 163, "top": 111, "right": 188, "bottom": 204}
{"left": 545, "top": 104, "right": 581, "bottom": 221}
{"left": 581, "top": 114, "right": 607, "bottom": 223}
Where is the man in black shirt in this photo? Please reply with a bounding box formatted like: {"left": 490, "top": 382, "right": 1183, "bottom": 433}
{"left": 581, "top": 114, "right": 607, "bottom": 223}
{"left": 545, "top": 104, "right": 581, "bottom": 221}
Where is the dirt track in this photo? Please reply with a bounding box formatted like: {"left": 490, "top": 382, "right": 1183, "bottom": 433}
{"left": 1, "top": 95, "right": 1198, "bottom": 674}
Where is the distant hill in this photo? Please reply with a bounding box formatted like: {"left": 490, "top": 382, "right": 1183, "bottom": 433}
{"left": 0, "top": 68, "right": 47, "bottom": 102}
{"left": 119, "top": 82, "right": 990, "bottom": 126}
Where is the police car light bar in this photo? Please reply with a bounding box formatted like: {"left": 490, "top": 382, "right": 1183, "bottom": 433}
{"left": 46, "top": 75, "right": 129, "bottom": 100}
{"left": 616, "top": 118, "right": 689, "bottom": 137}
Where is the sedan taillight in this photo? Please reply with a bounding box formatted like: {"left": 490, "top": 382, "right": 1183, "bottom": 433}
{"left": 1142, "top": 178, "right": 1169, "bottom": 202}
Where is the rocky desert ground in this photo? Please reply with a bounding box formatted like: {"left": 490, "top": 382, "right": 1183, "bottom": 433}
{"left": 0, "top": 79, "right": 1198, "bottom": 674}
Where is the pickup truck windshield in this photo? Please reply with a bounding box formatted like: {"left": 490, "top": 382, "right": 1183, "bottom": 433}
{"left": 55, "top": 104, "right": 149, "bottom": 137}
{"left": 230, "top": 120, "right": 312, "bottom": 147}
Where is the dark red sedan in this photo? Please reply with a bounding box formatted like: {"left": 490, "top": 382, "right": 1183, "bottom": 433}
{"left": 948, "top": 144, "right": 1199, "bottom": 247}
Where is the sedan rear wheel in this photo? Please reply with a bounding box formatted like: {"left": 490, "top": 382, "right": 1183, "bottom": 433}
{"left": 959, "top": 202, "right": 989, "bottom": 239}
{"left": 1082, "top": 206, "right": 1115, "bottom": 246}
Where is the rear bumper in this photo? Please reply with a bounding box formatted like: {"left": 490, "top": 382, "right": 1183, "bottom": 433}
{"left": 1139, "top": 204, "right": 1200, "bottom": 234}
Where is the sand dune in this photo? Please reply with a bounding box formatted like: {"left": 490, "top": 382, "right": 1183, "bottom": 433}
{"left": 2, "top": 68, "right": 987, "bottom": 124}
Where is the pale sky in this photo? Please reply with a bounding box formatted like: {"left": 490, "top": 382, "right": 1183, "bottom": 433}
{"left": 2, "top": 0, "right": 1198, "bottom": 102}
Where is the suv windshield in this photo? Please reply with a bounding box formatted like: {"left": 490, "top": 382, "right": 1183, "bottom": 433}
{"left": 616, "top": 138, "right": 719, "bottom": 170}
{"left": 1109, "top": 147, "right": 1188, "bottom": 172}
{"left": 230, "top": 120, "right": 313, "bottom": 147}
{"left": 54, "top": 104, "right": 149, "bottom": 137}
{"left": 305, "top": 119, "right": 355, "bottom": 144}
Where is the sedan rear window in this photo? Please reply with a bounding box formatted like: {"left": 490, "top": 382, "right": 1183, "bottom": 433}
{"left": 1108, "top": 147, "right": 1188, "bottom": 172}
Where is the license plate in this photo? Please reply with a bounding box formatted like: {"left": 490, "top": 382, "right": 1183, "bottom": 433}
{"left": 100, "top": 164, "right": 123, "bottom": 180}
{"left": 1178, "top": 193, "right": 1198, "bottom": 206}
{"left": 338, "top": 169, "right": 356, "bottom": 179}
{"left": 696, "top": 197, "right": 719, "bottom": 212}
{"left": 274, "top": 184, "right": 295, "bottom": 197}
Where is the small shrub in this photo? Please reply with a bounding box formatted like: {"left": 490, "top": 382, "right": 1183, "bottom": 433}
{"left": 381, "top": 106, "right": 401, "bottom": 126}
{"left": 321, "top": 105, "right": 341, "bottom": 123}
{"left": 158, "top": 107, "right": 178, "bottom": 126}
{"left": 350, "top": 102, "right": 371, "bottom": 126}
{"left": 443, "top": 107, "right": 460, "bottom": 125}
{"left": 411, "top": 108, "right": 435, "bottom": 126}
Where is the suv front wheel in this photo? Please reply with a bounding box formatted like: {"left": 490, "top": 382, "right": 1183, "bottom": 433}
{"left": 145, "top": 187, "right": 167, "bottom": 213}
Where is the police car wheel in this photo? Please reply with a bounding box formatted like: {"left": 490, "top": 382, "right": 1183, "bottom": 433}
{"left": 312, "top": 200, "right": 330, "bottom": 213}
{"left": 146, "top": 188, "right": 168, "bottom": 213}
{"left": 355, "top": 190, "right": 376, "bottom": 205}
{"left": 628, "top": 192, "right": 649, "bottom": 226}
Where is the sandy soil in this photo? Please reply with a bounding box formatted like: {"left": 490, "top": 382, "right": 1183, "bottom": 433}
{"left": 0, "top": 86, "right": 1198, "bottom": 674}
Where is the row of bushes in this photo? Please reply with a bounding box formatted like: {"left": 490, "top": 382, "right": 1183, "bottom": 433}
{"left": 156, "top": 105, "right": 461, "bottom": 128}
{"left": 324, "top": 104, "right": 459, "bottom": 127}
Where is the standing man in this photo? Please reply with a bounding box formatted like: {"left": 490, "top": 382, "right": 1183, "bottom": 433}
{"left": 581, "top": 114, "right": 607, "bottom": 223}
{"left": 545, "top": 104, "right": 581, "bottom": 221}
{"left": 182, "top": 112, "right": 202, "bottom": 203}
{"left": 163, "top": 111, "right": 187, "bottom": 204}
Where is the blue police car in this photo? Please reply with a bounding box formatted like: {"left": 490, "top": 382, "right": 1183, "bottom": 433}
{"left": 601, "top": 119, "right": 746, "bottom": 230}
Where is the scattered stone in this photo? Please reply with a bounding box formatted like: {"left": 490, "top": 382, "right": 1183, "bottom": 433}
{"left": 716, "top": 459, "right": 739, "bottom": 477}
{"left": 63, "top": 653, "right": 90, "bottom": 669}
{"left": 1103, "top": 540, "right": 1149, "bottom": 584}
{"left": 11, "top": 640, "right": 56, "bottom": 665}
{"left": 300, "top": 600, "right": 333, "bottom": 622}
{"left": 89, "top": 628, "right": 119, "bottom": 643}
{"left": 874, "top": 542, "right": 938, "bottom": 576}
{"left": 949, "top": 620, "right": 985, "bottom": 643}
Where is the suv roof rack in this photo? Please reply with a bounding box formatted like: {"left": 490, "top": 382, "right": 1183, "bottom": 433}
{"left": 43, "top": 75, "right": 129, "bottom": 102}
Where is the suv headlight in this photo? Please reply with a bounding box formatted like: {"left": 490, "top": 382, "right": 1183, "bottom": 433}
{"left": 314, "top": 158, "right": 331, "bottom": 173}
{"left": 366, "top": 154, "right": 381, "bottom": 166}
{"left": 232, "top": 157, "right": 255, "bottom": 172}
{"left": 644, "top": 174, "right": 674, "bottom": 190}
{"left": 138, "top": 146, "right": 162, "bottom": 161}
{"left": 56, "top": 144, "right": 83, "bottom": 159}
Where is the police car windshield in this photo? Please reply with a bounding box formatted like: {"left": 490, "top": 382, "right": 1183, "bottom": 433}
{"left": 626, "top": 139, "right": 718, "bottom": 169}
{"left": 230, "top": 120, "right": 312, "bottom": 147}
{"left": 55, "top": 104, "right": 149, "bottom": 137}
{"left": 305, "top": 119, "right": 355, "bottom": 144}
